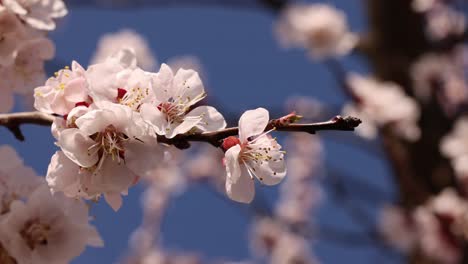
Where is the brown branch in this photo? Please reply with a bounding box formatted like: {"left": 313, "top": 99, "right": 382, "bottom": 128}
{"left": 0, "top": 112, "right": 55, "bottom": 141}
{"left": 0, "top": 111, "right": 361, "bottom": 147}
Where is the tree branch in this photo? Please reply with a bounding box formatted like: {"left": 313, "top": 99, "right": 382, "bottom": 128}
{"left": 0, "top": 112, "right": 55, "bottom": 141}
{"left": 0, "top": 111, "right": 361, "bottom": 147}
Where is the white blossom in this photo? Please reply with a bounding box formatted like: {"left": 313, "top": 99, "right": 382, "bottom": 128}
{"left": 275, "top": 3, "right": 357, "bottom": 59}
{"left": 223, "top": 108, "right": 286, "bottom": 203}
{"left": 51, "top": 102, "right": 162, "bottom": 210}
{"left": 34, "top": 61, "right": 88, "bottom": 115}
{"left": 2, "top": 0, "right": 67, "bottom": 31}
{"left": 91, "top": 29, "right": 157, "bottom": 71}
{"left": 140, "top": 63, "right": 226, "bottom": 138}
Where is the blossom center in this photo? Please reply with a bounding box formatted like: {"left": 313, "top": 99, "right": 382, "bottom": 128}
{"left": 88, "top": 125, "right": 128, "bottom": 165}
{"left": 157, "top": 101, "right": 187, "bottom": 124}
{"left": 20, "top": 219, "right": 51, "bottom": 250}
{"left": 117, "top": 87, "right": 149, "bottom": 110}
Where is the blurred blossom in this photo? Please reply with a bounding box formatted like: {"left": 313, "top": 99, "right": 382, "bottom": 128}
{"left": 285, "top": 96, "right": 326, "bottom": 121}
{"left": 90, "top": 29, "right": 157, "bottom": 70}
{"left": 275, "top": 134, "right": 322, "bottom": 225}
{"left": 0, "top": 145, "right": 102, "bottom": 264}
{"left": 270, "top": 233, "right": 317, "bottom": 264}
{"left": 1, "top": 0, "right": 67, "bottom": 31}
{"left": 414, "top": 188, "right": 468, "bottom": 264}
{"left": 250, "top": 218, "right": 317, "bottom": 264}
{"left": 441, "top": 117, "right": 468, "bottom": 179}
{"left": 342, "top": 73, "right": 421, "bottom": 141}
{"left": 425, "top": 5, "right": 466, "bottom": 41}
{"left": 411, "top": 46, "right": 468, "bottom": 115}
{"left": 379, "top": 205, "right": 417, "bottom": 252}
{"left": 185, "top": 144, "right": 225, "bottom": 187}
{"left": 167, "top": 55, "right": 205, "bottom": 81}
{"left": 0, "top": 8, "right": 55, "bottom": 112}
{"left": 250, "top": 217, "right": 285, "bottom": 257}
{"left": 275, "top": 3, "right": 357, "bottom": 59}
{"left": 412, "top": 0, "right": 446, "bottom": 13}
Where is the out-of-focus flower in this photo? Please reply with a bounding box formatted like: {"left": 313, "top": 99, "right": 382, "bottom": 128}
{"left": 275, "top": 3, "right": 357, "bottom": 59}
{"left": 411, "top": 47, "right": 468, "bottom": 115}
{"left": 0, "top": 145, "right": 43, "bottom": 214}
{"left": 270, "top": 233, "right": 317, "bottom": 264}
{"left": 342, "top": 73, "right": 421, "bottom": 141}
{"left": 91, "top": 29, "right": 157, "bottom": 71}
{"left": 379, "top": 205, "right": 417, "bottom": 252}
{"left": 275, "top": 133, "right": 322, "bottom": 225}
{"left": 2, "top": 0, "right": 67, "bottom": 30}
{"left": 414, "top": 188, "right": 468, "bottom": 264}
{"left": 426, "top": 5, "right": 466, "bottom": 41}
{"left": 441, "top": 118, "right": 468, "bottom": 183}
{"left": 0, "top": 186, "right": 103, "bottom": 264}
{"left": 222, "top": 108, "right": 286, "bottom": 203}
{"left": 140, "top": 63, "right": 226, "bottom": 138}
{"left": 167, "top": 55, "right": 205, "bottom": 81}
{"left": 250, "top": 217, "right": 285, "bottom": 257}
{"left": 0, "top": 12, "right": 55, "bottom": 112}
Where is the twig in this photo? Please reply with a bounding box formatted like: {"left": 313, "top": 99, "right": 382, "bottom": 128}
{"left": 0, "top": 112, "right": 55, "bottom": 141}
{"left": 0, "top": 111, "right": 361, "bottom": 148}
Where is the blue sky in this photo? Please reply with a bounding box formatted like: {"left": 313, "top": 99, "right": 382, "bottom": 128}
{"left": 0, "top": 1, "right": 404, "bottom": 263}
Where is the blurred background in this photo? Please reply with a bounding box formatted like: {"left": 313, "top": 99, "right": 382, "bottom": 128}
{"left": 1, "top": 0, "right": 467, "bottom": 263}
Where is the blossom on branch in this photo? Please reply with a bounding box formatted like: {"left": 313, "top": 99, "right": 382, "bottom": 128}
{"left": 222, "top": 108, "right": 286, "bottom": 203}
{"left": 140, "top": 63, "right": 226, "bottom": 139}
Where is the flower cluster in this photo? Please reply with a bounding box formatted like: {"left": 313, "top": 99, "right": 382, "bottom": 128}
{"left": 0, "top": 145, "right": 102, "bottom": 264}
{"left": 275, "top": 3, "right": 357, "bottom": 59}
{"left": 0, "top": 0, "right": 67, "bottom": 113}
{"left": 33, "top": 49, "right": 287, "bottom": 210}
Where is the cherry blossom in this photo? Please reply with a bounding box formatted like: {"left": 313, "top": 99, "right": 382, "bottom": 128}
{"left": 275, "top": 3, "right": 357, "bottom": 59}
{"left": 34, "top": 61, "right": 88, "bottom": 115}
{"left": 140, "top": 63, "right": 226, "bottom": 138}
{"left": 2, "top": 0, "right": 67, "bottom": 31}
{"left": 52, "top": 102, "right": 162, "bottom": 210}
{"left": 91, "top": 29, "right": 157, "bottom": 71}
{"left": 0, "top": 186, "right": 102, "bottom": 264}
{"left": 222, "top": 108, "right": 286, "bottom": 203}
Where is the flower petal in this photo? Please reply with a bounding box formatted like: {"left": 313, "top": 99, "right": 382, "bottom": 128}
{"left": 238, "top": 108, "right": 269, "bottom": 142}
{"left": 225, "top": 165, "right": 255, "bottom": 204}
{"left": 140, "top": 103, "right": 167, "bottom": 135}
{"left": 187, "top": 106, "right": 227, "bottom": 132}
{"left": 58, "top": 128, "right": 98, "bottom": 167}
